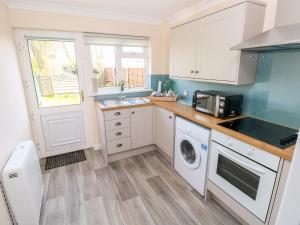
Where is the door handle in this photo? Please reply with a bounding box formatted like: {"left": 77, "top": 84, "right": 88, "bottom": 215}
{"left": 216, "top": 146, "right": 266, "bottom": 174}
{"left": 80, "top": 90, "right": 84, "bottom": 102}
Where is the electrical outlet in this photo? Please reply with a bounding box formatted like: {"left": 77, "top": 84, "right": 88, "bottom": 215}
{"left": 183, "top": 90, "right": 188, "bottom": 96}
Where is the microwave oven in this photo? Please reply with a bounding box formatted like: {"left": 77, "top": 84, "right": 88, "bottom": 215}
{"left": 192, "top": 90, "right": 243, "bottom": 118}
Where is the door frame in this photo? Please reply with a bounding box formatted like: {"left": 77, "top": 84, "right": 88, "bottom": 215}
{"left": 15, "top": 29, "right": 93, "bottom": 158}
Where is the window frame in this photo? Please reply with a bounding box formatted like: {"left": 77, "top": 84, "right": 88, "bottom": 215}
{"left": 88, "top": 44, "right": 150, "bottom": 93}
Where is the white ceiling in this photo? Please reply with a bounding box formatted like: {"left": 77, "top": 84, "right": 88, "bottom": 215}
{"left": 6, "top": 0, "right": 203, "bottom": 24}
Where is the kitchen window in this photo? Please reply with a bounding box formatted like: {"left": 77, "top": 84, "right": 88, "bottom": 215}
{"left": 85, "top": 34, "right": 150, "bottom": 93}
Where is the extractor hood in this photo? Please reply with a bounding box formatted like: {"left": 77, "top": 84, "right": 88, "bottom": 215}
{"left": 231, "top": 23, "right": 300, "bottom": 51}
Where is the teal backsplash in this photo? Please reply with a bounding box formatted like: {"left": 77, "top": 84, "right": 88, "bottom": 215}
{"left": 150, "top": 74, "right": 170, "bottom": 92}
{"left": 95, "top": 50, "right": 300, "bottom": 128}
{"left": 170, "top": 49, "right": 300, "bottom": 129}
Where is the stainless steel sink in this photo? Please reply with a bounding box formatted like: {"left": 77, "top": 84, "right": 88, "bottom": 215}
{"left": 102, "top": 98, "right": 149, "bottom": 107}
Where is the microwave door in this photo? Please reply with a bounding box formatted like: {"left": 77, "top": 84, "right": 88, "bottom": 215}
{"left": 196, "top": 95, "right": 216, "bottom": 114}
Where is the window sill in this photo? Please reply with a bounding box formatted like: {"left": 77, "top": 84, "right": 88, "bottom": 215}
{"left": 89, "top": 88, "right": 153, "bottom": 97}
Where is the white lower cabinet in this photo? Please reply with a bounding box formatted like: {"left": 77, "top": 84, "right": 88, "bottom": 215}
{"left": 131, "top": 106, "right": 153, "bottom": 149}
{"left": 102, "top": 106, "right": 154, "bottom": 155}
{"left": 106, "top": 137, "right": 132, "bottom": 154}
{"left": 155, "top": 107, "right": 175, "bottom": 158}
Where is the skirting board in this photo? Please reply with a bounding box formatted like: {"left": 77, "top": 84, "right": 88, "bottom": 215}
{"left": 93, "top": 144, "right": 102, "bottom": 151}
{"left": 107, "top": 144, "right": 157, "bottom": 163}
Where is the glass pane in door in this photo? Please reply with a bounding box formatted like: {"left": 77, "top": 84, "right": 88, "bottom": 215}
{"left": 27, "top": 39, "right": 80, "bottom": 108}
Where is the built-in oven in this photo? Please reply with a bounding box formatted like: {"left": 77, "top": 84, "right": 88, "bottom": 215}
{"left": 209, "top": 140, "right": 278, "bottom": 222}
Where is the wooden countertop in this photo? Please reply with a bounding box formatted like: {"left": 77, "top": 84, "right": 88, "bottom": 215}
{"left": 96, "top": 100, "right": 295, "bottom": 160}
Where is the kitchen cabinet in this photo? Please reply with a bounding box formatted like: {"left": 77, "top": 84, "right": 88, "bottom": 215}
{"left": 170, "top": 1, "right": 266, "bottom": 85}
{"left": 131, "top": 106, "right": 153, "bottom": 149}
{"left": 170, "top": 20, "right": 200, "bottom": 79}
{"left": 104, "top": 108, "right": 132, "bottom": 154}
{"left": 155, "top": 107, "right": 175, "bottom": 158}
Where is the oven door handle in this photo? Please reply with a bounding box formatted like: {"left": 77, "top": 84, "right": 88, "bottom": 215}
{"left": 217, "top": 147, "right": 267, "bottom": 175}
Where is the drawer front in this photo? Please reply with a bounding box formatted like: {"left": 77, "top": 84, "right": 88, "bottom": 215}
{"left": 105, "top": 118, "right": 130, "bottom": 131}
{"left": 211, "top": 130, "right": 280, "bottom": 171}
{"left": 106, "top": 128, "right": 131, "bottom": 141}
{"left": 104, "top": 109, "right": 130, "bottom": 121}
{"left": 107, "top": 137, "right": 132, "bottom": 154}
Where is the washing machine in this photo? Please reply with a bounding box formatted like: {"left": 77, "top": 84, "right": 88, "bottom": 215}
{"left": 174, "top": 116, "right": 210, "bottom": 196}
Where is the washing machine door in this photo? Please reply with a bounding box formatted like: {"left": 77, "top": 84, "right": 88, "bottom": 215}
{"left": 178, "top": 135, "right": 201, "bottom": 169}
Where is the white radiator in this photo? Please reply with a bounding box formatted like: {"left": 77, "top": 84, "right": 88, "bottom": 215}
{"left": 1, "top": 141, "right": 43, "bottom": 225}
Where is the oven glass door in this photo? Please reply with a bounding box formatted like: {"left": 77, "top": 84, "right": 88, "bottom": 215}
{"left": 217, "top": 154, "right": 260, "bottom": 200}
{"left": 209, "top": 141, "right": 277, "bottom": 222}
{"left": 196, "top": 94, "right": 216, "bottom": 114}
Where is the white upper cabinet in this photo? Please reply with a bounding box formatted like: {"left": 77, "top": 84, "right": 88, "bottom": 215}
{"left": 131, "top": 106, "right": 153, "bottom": 149}
{"left": 170, "top": 20, "right": 200, "bottom": 78}
{"left": 170, "top": 1, "right": 266, "bottom": 85}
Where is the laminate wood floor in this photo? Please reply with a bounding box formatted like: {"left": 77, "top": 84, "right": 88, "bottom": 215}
{"left": 40, "top": 149, "right": 241, "bottom": 225}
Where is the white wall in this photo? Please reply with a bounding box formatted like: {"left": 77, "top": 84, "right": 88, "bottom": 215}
{"left": 9, "top": 9, "right": 169, "bottom": 75}
{"left": 263, "top": 0, "right": 278, "bottom": 30}
{"left": 0, "top": 1, "right": 32, "bottom": 224}
{"left": 275, "top": 0, "right": 300, "bottom": 26}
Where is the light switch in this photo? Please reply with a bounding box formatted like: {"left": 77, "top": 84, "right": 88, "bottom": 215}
{"left": 183, "top": 90, "right": 188, "bottom": 96}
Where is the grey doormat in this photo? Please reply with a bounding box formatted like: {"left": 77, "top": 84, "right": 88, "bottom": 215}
{"left": 45, "top": 150, "right": 86, "bottom": 170}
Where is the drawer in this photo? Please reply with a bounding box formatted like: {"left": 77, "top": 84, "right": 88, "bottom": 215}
{"left": 211, "top": 130, "right": 280, "bottom": 171}
{"left": 104, "top": 109, "right": 130, "bottom": 121}
{"left": 107, "top": 137, "right": 132, "bottom": 154}
{"left": 106, "top": 128, "right": 131, "bottom": 141}
{"left": 105, "top": 118, "right": 130, "bottom": 131}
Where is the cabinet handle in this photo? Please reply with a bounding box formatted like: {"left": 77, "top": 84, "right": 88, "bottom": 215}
{"left": 195, "top": 71, "right": 199, "bottom": 74}
{"left": 115, "top": 122, "right": 122, "bottom": 126}
{"left": 114, "top": 112, "right": 121, "bottom": 116}
{"left": 132, "top": 111, "right": 135, "bottom": 114}
{"left": 116, "top": 143, "right": 123, "bottom": 148}
{"left": 169, "top": 116, "right": 173, "bottom": 119}
{"left": 190, "top": 70, "right": 194, "bottom": 73}
{"left": 115, "top": 132, "right": 122, "bottom": 136}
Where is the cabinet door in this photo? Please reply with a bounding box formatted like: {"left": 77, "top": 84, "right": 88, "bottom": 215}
{"left": 170, "top": 20, "right": 199, "bottom": 78}
{"left": 196, "top": 4, "right": 244, "bottom": 82}
{"left": 156, "top": 107, "right": 175, "bottom": 158}
{"left": 131, "top": 106, "right": 153, "bottom": 149}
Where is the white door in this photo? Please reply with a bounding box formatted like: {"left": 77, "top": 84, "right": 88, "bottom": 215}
{"left": 156, "top": 107, "right": 175, "bottom": 158}
{"left": 170, "top": 20, "right": 200, "bottom": 78}
{"left": 16, "top": 30, "right": 91, "bottom": 157}
{"left": 196, "top": 4, "right": 244, "bottom": 82}
{"left": 131, "top": 106, "right": 153, "bottom": 149}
